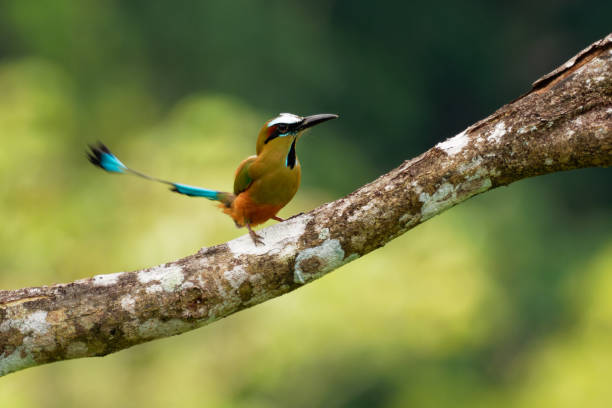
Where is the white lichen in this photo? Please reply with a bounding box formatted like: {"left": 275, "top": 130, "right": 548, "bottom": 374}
{"left": 120, "top": 295, "right": 136, "bottom": 313}
{"left": 487, "top": 121, "right": 507, "bottom": 143}
{"left": 545, "top": 158, "right": 554, "bottom": 165}
{"left": 138, "top": 264, "right": 185, "bottom": 292}
{"left": 92, "top": 272, "right": 123, "bottom": 287}
{"left": 294, "top": 238, "right": 346, "bottom": 284}
{"left": 318, "top": 228, "right": 331, "bottom": 240}
{"left": 180, "top": 280, "right": 196, "bottom": 290}
{"left": 227, "top": 214, "right": 312, "bottom": 257}
{"left": 419, "top": 175, "right": 492, "bottom": 221}
{"left": 419, "top": 183, "right": 456, "bottom": 220}
{"left": 145, "top": 284, "right": 163, "bottom": 294}
{"left": 224, "top": 266, "right": 248, "bottom": 289}
{"left": 0, "top": 310, "right": 49, "bottom": 336}
{"left": 436, "top": 130, "right": 469, "bottom": 156}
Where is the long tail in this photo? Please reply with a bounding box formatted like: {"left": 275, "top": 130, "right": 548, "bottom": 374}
{"left": 87, "top": 142, "right": 234, "bottom": 206}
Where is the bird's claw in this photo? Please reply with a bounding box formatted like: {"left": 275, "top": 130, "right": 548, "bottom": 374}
{"left": 248, "top": 229, "right": 265, "bottom": 246}
{"left": 287, "top": 212, "right": 305, "bottom": 220}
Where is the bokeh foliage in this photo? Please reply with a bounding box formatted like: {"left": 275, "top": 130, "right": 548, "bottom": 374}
{"left": 0, "top": 1, "right": 610, "bottom": 407}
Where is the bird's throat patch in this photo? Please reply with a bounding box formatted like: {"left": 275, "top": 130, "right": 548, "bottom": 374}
{"left": 286, "top": 138, "right": 297, "bottom": 169}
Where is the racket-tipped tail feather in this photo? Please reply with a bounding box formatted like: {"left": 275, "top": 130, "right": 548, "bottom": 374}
{"left": 87, "top": 143, "right": 127, "bottom": 173}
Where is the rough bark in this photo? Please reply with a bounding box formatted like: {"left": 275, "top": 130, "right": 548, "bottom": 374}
{"left": 1, "top": 34, "right": 610, "bottom": 377}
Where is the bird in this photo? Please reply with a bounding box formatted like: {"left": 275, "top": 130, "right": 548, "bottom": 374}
{"left": 87, "top": 112, "right": 338, "bottom": 245}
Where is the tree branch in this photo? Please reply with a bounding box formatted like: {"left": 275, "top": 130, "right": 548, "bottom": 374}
{"left": 1, "top": 34, "right": 610, "bottom": 377}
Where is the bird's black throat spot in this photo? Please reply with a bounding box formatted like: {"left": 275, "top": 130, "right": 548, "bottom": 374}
{"left": 286, "top": 138, "right": 297, "bottom": 169}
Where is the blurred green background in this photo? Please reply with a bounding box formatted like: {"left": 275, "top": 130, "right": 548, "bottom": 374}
{"left": 0, "top": 1, "right": 611, "bottom": 406}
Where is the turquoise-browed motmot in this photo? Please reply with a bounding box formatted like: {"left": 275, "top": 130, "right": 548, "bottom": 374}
{"left": 87, "top": 112, "right": 338, "bottom": 244}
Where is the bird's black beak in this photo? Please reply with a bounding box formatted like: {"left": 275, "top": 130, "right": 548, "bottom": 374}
{"left": 299, "top": 113, "right": 339, "bottom": 131}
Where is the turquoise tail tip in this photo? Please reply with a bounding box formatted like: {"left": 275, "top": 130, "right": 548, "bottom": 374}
{"left": 171, "top": 183, "right": 219, "bottom": 200}
{"left": 87, "top": 143, "right": 127, "bottom": 173}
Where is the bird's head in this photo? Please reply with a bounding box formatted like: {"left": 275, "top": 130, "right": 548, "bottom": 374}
{"left": 256, "top": 113, "right": 338, "bottom": 156}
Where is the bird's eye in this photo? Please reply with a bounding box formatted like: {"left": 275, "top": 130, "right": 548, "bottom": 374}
{"left": 277, "top": 124, "right": 289, "bottom": 134}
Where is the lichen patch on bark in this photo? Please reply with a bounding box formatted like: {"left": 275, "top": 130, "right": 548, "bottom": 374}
{"left": 436, "top": 130, "right": 469, "bottom": 156}
{"left": 294, "top": 238, "right": 345, "bottom": 284}
{"left": 137, "top": 264, "right": 185, "bottom": 292}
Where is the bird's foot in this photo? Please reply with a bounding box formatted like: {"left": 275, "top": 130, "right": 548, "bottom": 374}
{"left": 287, "top": 212, "right": 305, "bottom": 220}
{"left": 272, "top": 216, "right": 285, "bottom": 222}
{"left": 247, "top": 225, "right": 264, "bottom": 246}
